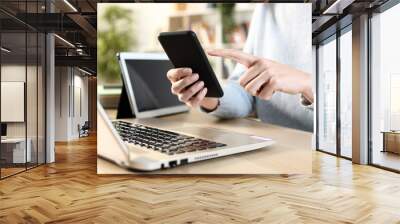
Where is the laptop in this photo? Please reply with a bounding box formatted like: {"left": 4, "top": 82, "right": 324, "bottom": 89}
{"left": 97, "top": 52, "right": 274, "bottom": 171}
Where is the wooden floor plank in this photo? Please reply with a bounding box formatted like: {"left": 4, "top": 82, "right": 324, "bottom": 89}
{"left": 1, "top": 135, "right": 400, "bottom": 223}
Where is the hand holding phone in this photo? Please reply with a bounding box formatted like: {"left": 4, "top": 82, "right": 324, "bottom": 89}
{"left": 165, "top": 67, "right": 219, "bottom": 109}
{"left": 158, "top": 31, "right": 224, "bottom": 98}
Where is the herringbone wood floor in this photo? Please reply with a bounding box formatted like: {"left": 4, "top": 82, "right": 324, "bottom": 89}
{"left": 1, "top": 135, "right": 400, "bottom": 224}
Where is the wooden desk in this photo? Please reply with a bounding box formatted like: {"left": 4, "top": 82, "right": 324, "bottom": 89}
{"left": 97, "top": 110, "right": 312, "bottom": 174}
{"left": 382, "top": 131, "right": 400, "bottom": 154}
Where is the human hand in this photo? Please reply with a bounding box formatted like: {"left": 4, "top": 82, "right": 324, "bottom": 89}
{"left": 166, "top": 68, "right": 219, "bottom": 110}
{"left": 208, "top": 49, "right": 314, "bottom": 103}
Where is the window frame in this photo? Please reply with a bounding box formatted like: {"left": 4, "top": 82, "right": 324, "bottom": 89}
{"left": 315, "top": 22, "right": 353, "bottom": 161}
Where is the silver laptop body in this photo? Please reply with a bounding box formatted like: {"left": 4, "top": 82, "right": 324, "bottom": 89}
{"left": 97, "top": 52, "right": 274, "bottom": 171}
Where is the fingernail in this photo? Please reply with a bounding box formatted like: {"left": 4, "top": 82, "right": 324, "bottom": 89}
{"left": 184, "top": 68, "right": 192, "bottom": 73}
{"left": 193, "top": 74, "right": 199, "bottom": 79}
{"left": 199, "top": 81, "right": 204, "bottom": 86}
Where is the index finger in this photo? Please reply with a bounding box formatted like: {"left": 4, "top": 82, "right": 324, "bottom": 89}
{"left": 207, "top": 49, "right": 257, "bottom": 67}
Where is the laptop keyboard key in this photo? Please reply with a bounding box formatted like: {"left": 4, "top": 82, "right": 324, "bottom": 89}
{"left": 113, "top": 121, "right": 226, "bottom": 155}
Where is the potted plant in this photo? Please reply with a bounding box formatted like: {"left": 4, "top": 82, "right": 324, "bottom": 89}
{"left": 98, "top": 6, "right": 135, "bottom": 108}
{"left": 217, "top": 3, "right": 235, "bottom": 43}
{"left": 98, "top": 6, "right": 135, "bottom": 85}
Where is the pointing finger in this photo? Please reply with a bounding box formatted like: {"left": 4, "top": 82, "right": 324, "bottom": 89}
{"left": 207, "top": 49, "right": 257, "bottom": 68}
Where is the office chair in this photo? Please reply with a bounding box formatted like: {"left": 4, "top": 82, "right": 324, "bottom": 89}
{"left": 79, "top": 121, "right": 90, "bottom": 138}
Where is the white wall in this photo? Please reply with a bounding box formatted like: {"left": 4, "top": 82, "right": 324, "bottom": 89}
{"left": 1, "top": 65, "right": 38, "bottom": 137}
{"left": 71, "top": 74, "right": 89, "bottom": 138}
{"left": 1, "top": 82, "right": 25, "bottom": 122}
{"left": 1, "top": 65, "right": 26, "bottom": 142}
{"left": 54, "top": 67, "right": 89, "bottom": 141}
{"left": 54, "top": 66, "right": 70, "bottom": 141}
{"left": 1, "top": 65, "right": 26, "bottom": 135}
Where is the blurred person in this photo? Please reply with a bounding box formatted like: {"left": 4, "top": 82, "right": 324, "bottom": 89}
{"left": 166, "top": 4, "right": 313, "bottom": 132}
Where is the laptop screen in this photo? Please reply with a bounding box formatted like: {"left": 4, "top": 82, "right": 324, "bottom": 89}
{"left": 124, "top": 59, "right": 183, "bottom": 112}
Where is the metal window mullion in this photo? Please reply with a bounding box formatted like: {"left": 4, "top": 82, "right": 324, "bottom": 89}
{"left": 316, "top": 44, "right": 320, "bottom": 150}
{"left": 367, "top": 11, "right": 373, "bottom": 165}
{"left": 44, "top": 32, "right": 47, "bottom": 164}
{"left": 36, "top": 0, "right": 39, "bottom": 168}
{"left": 336, "top": 28, "right": 341, "bottom": 157}
{"left": 73, "top": 68, "right": 75, "bottom": 118}
{"left": 0, "top": 18, "right": 2, "bottom": 179}
{"left": 80, "top": 88, "right": 82, "bottom": 117}
{"left": 25, "top": 0, "right": 28, "bottom": 171}
{"left": 68, "top": 68, "right": 71, "bottom": 118}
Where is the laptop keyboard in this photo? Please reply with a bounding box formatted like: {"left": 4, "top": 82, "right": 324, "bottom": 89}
{"left": 112, "top": 121, "right": 227, "bottom": 155}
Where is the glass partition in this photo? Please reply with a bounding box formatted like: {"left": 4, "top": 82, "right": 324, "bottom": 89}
{"left": 0, "top": 1, "right": 46, "bottom": 179}
{"left": 339, "top": 28, "right": 352, "bottom": 158}
{"left": 0, "top": 30, "right": 28, "bottom": 178}
{"left": 370, "top": 2, "right": 400, "bottom": 171}
{"left": 316, "top": 25, "right": 353, "bottom": 160}
{"left": 26, "top": 0, "right": 46, "bottom": 169}
{"left": 317, "top": 36, "right": 337, "bottom": 154}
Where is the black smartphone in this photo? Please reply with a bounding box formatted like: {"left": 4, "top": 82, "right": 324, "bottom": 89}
{"left": 158, "top": 30, "right": 224, "bottom": 98}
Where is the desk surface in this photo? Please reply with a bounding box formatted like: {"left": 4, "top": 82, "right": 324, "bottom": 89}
{"left": 97, "top": 110, "right": 312, "bottom": 174}
{"left": 381, "top": 131, "right": 400, "bottom": 134}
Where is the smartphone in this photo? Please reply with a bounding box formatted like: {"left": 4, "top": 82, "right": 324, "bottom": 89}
{"left": 158, "top": 30, "right": 224, "bottom": 98}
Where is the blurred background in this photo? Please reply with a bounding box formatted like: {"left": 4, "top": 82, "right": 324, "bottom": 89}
{"left": 97, "top": 3, "right": 256, "bottom": 108}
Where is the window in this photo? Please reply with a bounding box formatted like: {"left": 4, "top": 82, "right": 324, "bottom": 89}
{"left": 316, "top": 25, "right": 353, "bottom": 159}
{"left": 370, "top": 2, "right": 400, "bottom": 171}
{"left": 339, "top": 28, "right": 352, "bottom": 158}
{"left": 317, "top": 36, "right": 337, "bottom": 154}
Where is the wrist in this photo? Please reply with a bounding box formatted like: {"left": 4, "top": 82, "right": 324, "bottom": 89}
{"left": 200, "top": 98, "right": 219, "bottom": 112}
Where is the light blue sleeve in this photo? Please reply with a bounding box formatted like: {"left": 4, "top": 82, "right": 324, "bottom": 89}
{"left": 203, "top": 5, "right": 264, "bottom": 119}
{"left": 207, "top": 68, "right": 254, "bottom": 119}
